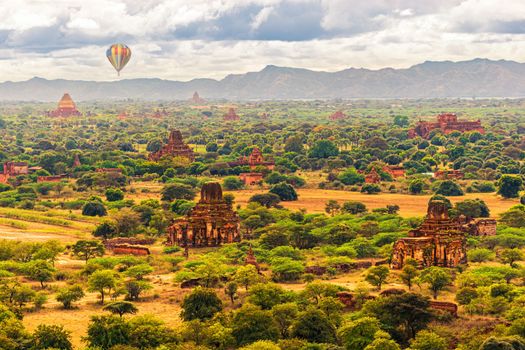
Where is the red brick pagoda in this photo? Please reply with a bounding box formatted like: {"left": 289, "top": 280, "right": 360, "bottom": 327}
{"left": 223, "top": 108, "right": 240, "bottom": 121}
{"left": 229, "top": 147, "right": 275, "bottom": 170}
{"left": 48, "top": 93, "right": 82, "bottom": 117}
{"left": 190, "top": 91, "right": 206, "bottom": 104}
{"left": 148, "top": 130, "right": 195, "bottom": 162}
{"left": 329, "top": 111, "right": 346, "bottom": 121}
{"left": 408, "top": 113, "right": 484, "bottom": 139}
{"left": 166, "top": 182, "right": 241, "bottom": 247}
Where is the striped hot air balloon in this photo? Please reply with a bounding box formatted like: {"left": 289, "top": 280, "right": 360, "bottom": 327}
{"left": 106, "top": 43, "right": 131, "bottom": 76}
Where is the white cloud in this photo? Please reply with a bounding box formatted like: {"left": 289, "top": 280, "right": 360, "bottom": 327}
{"left": 0, "top": 0, "right": 525, "bottom": 82}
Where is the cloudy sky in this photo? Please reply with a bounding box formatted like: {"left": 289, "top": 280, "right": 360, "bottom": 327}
{"left": 1, "top": 0, "right": 525, "bottom": 82}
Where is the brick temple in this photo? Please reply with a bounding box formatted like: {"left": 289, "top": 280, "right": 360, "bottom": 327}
{"left": 224, "top": 108, "right": 240, "bottom": 121}
{"left": 48, "top": 93, "right": 82, "bottom": 117}
{"left": 408, "top": 113, "right": 484, "bottom": 139}
{"left": 0, "top": 162, "right": 29, "bottom": 184}
{"left": 230, "top": 147, "right": 275, "bottom": 170}
{"left": 148, "top": 130, "right": 195, "bottom": 162}
{"left": 166, "top": 182, "right": 240, "bottom": 247}
{"left": 391, "top": 199, "right": 467, "bottom": 269}
{"left": 329, "top": 111, "right": 346, "bottom": 121}
{"left": 189, "top": 91, "right": 205, "bottom": 104}
{"left": 391, "top": 199, "right": 496, "bottom": 269}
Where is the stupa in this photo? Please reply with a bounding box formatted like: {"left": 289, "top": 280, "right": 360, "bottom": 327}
{"left": 49, "top": 93, "right": 82, "bottom": 117}
{"left": 329, "top": 111, "right": 346, "bottom": 121}
{"left": 224, "top": 108, "right": 240, "bottom": 121}
{"left": 148, "top": 130, "right": 195, "bottom": 162}
{"left": 166, "top": 182, "right": 241, "bottom": 247}
{"left": 190, "top": 91, "right": 206, "bottom": 104}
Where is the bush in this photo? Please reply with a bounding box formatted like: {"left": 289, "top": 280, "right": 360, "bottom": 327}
{"left": 223, "top": 176, "right": 245, "bottom": 190}
{"left": 105, "top": 188, "right": 124, "bottom": 202}
{"left": 269, "top": 183, "right": 298, "bottom": 201}
{"left": 338, "top": 167, "right": 365, "bottom": 185}
{"left": 361, "top": 184, "right": 381, "bottom": 194}
{"left": 82, "top": 201, "right": 107, "bottom": 217}
{"left": 434, "top": 180, "right": 464, "bottom": 196}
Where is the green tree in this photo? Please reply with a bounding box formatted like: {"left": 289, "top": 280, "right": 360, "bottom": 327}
{"left": 82, "top": 201, "right": 107, "bottom": 216}
{"left": 338, "top": 167, "right": 365, "bottom": 185}
{"left": 409, "top": 330, "right": 447, "bottom": 350}
{"left": 400, "top": 265, "right": 419, "bottom": 290}
{"left": 232, "top": 304, "right": 279, "bottom": 346}
{"left": 88, "top": 269, "right": 117, "bottom": 304}
{"left": 25, "top": 260, "right": 55, "bottom": 288}
{"left": 434, "top": 180, "right": 464, "bottom": 196}
{"left": 225, "top": 281, "right": 238, "bottom": 304}
{"left": 93, "top": 221, "right": 118, "bottom": 240}
{"left": 453, "top": 199, "right": 490, "bottom": 219}
{"left": 234, "top": 264, "right": 260, "bottom": 290}
{"left": 325, "top": 200, "right": 341, "bottom": 216}
{"left": 365, "top": 266, "right": 390, "bottom": 291}
{"left": 72, "top": 240, "right": 105, "bottom": 261}
{"left": 338, "top": 316, "right": 380, "bottom": 350}
{"left": 291, "top": 308, "right": 336, "bottom": 343}
{"left": 284, "top": 135, "right": 305, "bottom": 154}
{"left": 86, "top": 315, "right": 130, "bottom": 350}
{"left": 408, "top": 179, "right": 425, "bottom": 194}
{"left": 249, "top": 193, "right": 281, "bottom": 208}
{"left": 361, "top": 184, "right": 381, "bottom": 194}
{"left": 498, "top": 175, "right": 523, "bottom": 198}
{"left": 223, "top": 176, "right": 245, "bottom": 190}
{"left": 271, "top": 302, "right": 298, "bottom": 338}
{"left": 161, "top": 183, "right": 196, "bottom": 201}
{"left": 363, "top": 292, "right": 432, "bottom": 342}
{"left": 124, "top": 280, "right": 152, "bottom": 301}
{"left": 419, "top": 267, "right": 451, "bottom": 299}
{"left": 124, "top": 264, "right": 154, "bottom": 280}
{"left": 480, "top": 336, "right": 525, "bottom": 350}
{"left": 33, "top": 324, "right": 72, "bottom": 350}
{"left": 342, "top": 201, "right": 367, "bottom": 214}
{"left": 105, "top": 188, "right": 124, "bottom": 202}
{"left": 269, "top": 183, "right": 298, "bottom": 201}
{"left": 364, "top": 338, "right": 401, "bottom": 350}
{"left": 56, "top": 285, "right": 84, "bottom": 309}
{"left": 309, "top": 140, "right": 339, "bottom": 158}
{"left": 181, "top": 287, "right": 223, "bottom": 321}
{"left": 248, "top": 283, "right": 290, "bottom": 310}
{"left": 500, "top": 248, "right": 524, "bottom": 268}
{"left": 103, "top": 301, "right": 138, "bottom": 317}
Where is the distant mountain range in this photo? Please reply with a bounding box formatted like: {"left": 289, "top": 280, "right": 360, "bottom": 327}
{"left": 2, "top": 58, "right": 525, "bottom": 101}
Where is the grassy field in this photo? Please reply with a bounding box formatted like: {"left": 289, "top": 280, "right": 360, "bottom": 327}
{"left": 230, "top": 189, "right": 519, "bottom": 217}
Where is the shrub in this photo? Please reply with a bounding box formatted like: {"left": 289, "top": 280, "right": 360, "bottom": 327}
{"left": 105, "top": 188, "right": 124, "bottom": 202}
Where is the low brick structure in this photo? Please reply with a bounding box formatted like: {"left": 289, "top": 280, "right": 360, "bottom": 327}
{"left": 434, "top": 169, "right": 464, "bottom": 180}
{"left": 112, "top": 244, "right": 150, "bottom": 256}
{"left": 429, "top": 300, "right": 458, "bottom": 317}
{"left": 96, "top": 168, "right": 123, "bottom": 173}
{"left": 104, "top": 237, "right": 156, "bottom": 249}
{"left": 239, "top": 172, "right": 263, "bottom": 186}
{"left": 37, "top": 175, "right": 67, "bottom": 183}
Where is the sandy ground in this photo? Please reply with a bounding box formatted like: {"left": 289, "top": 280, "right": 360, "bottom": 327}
{"left": 230, "top": 189, "right": 518, "bottom": 217}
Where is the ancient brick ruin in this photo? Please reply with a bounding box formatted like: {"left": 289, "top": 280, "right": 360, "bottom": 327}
{"left": 365, "top": 168, "right": 381, "bottom": 183}
{"left": 229, "top": 147, "right": 275, "bottom": 170}
{"left": 245, "top": 245, "right": 260, "bottom": 271}
{"left": 166, "top": 182, "right": 240, "bottom": 247}
{"left": 190, "top": 91, "right": 206, "bottom": 104}
{"left": 148, "top": 130, "right": 195, "bottom": 162}
{"left": 408, "top": 113, "right": 484, "bottom": 139}
{"left": 391, "top": 199, "right": 468, "bottom": 269}
{"left": 329, "top": 111, "right": 346, "bottom": 121}
{"left": 434, "top": 169, "right": 464, "bottom": 180}
{"left": 223, "top": 108, "right": 240, "bottom": 121}
{"left": 239, "top": 172, "right": 263, "bottom": 186}
{"left": 48, "top": 93, "right": 82, "bottom": 117}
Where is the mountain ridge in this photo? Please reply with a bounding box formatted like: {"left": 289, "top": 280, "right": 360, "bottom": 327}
{"left": 2, "top": 58, "right": 525, "bottom": 101}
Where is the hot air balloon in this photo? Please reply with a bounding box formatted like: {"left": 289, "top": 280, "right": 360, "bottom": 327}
{"left": 106, "top": 43, "right": 131, "bottom": 76}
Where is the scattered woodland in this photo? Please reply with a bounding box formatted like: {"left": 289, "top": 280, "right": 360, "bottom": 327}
{"left": 0, "top": 98, "right": 525, "bottom": 350}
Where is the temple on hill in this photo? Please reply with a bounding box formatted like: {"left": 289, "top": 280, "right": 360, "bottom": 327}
{"left": 48, "top": 93, "right": 82, "bottom": 117}
{"left": 391, "top": 199, "right": 467, "bottom": 269}
{"left": 228, "top": 147, "right": 275, "bottom": 170}
{"left": 166, "top": 182, "right": 241, "bottom": 247}
{"left": 148, "top": 130, "right": 195, "bottom": 162}
{"left": 364, "top": 168, "right": 381, "bottom": 183}
{"left": 329, "top": 111, "right": 346, "bottom": 121}
{"left": 408, "top": 113, "right": 484, "bottom": 139}
{"left": 224, "top": 108, "right": 240, "bottom": 121}
{"left": 190, "top": 92, "right": 206, "bottom": 104}
{"left": 73, "top": 154, "right": 81, "bottom": 168}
